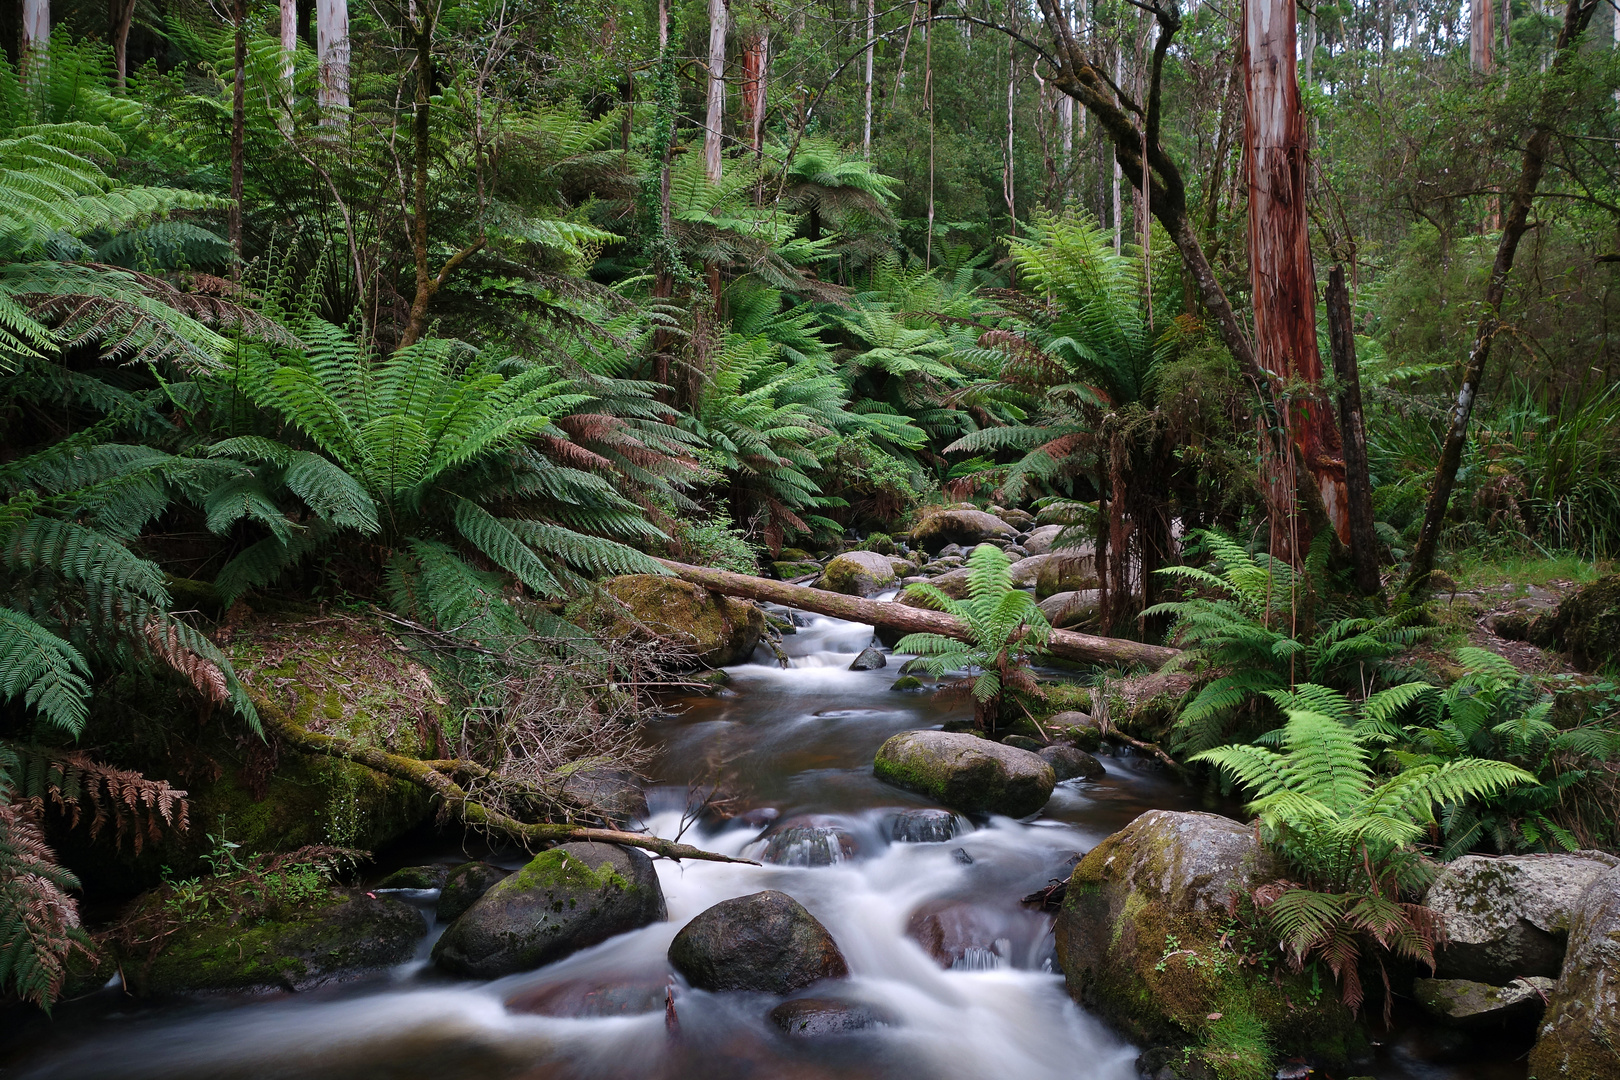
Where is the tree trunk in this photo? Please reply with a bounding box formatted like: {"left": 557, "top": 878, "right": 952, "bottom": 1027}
{"left": 862, "top": 0, "right": 875, "bottom": 157}
{"left": 21, "top": 0, "right": 47, "bottom": 73}
{"left": 230, "top": 0, "right": 246, "bottom": 259}
{"left": 1241, "top": 0, "right": 1346, "bottom": 560}
{"left": 739, "top": 28, "right": 767, "bottom": 153}
{"left": 280, "top": 0, "right": 298, "bottom": 108}
{"left": 656, "top": 560, "right": 1181, "bottom": 669}
{"left": 110, "top": 0, "right": 136, "bottom": 87}
{"left": 1471, "top": 0, "right": 1495, "bottom": 71}
{"left": 1405, "top": 0, "right": 1600, "bottom": 594}
{"left": 316, "top": 0, "right": 348, "bottom": 122}
{"left": 1325, "top": 265, "right": 1380, "bottom": 595}
{"left": 704, "top": 0, "right": 728, "bottom": 184}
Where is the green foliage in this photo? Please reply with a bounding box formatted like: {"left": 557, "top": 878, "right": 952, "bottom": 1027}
{"left": 895, "top": 543, "right": 1049, "bottom": 729}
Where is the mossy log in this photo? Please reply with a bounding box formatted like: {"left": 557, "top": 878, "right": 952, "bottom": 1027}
{"left": 656, "top": 560, "right": 1180, "bottom": 669}
{"left": 250, "top": 690, "right": 750, "bottom": 866}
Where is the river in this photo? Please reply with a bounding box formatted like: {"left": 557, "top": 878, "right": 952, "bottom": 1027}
{"left": 0, "top": 608, "right": 1527, "bottom": 1080}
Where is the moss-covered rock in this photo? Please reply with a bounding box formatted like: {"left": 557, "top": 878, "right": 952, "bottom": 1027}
{"left": 121, "top": 889, "right": 427, "bottom": 996}
{"left": 779, "top": 547, "right": 815, "bottom": 562}
{"left": 1527, "top": 863, "right": 1620, "bottom": 1077}
{"left": 910, "top": 510, "right": 1017, "bottom": 554}
{"left": 432, "top": 842, "right": 666, "bottom": 978}
{"left": 815, "top": 551, "right": 900, "bottom": 596}
{"left": 1413, "top": 976, "right": 1551, "bottom": 1030}
{"left": 889, "top": 675, "right": 925, "bottom": 692}
{"left": 1548, "top": 573, "right": 1620, "bottom": 672}
{"left": 585, "top": 575, "right": 764, "bottom": 668}
{"left": 376, "top": 864, "right": 450, "bottom": 890}
{"left": 436, "top": 861, "right": 512, "bottom": 922}
{"left": 1039, "top": 589, "right": 1101, "bottom": 629}
{"left": 873, "top": 730, "right": 1055, "bottom": 817}
{"left": 1054, "top": 810, "right": 1359, "bottom": 1074}
{"left": 1035, "top": 550, "right": 1099, "bottom": 600}
{"left": 773, "top": 560, "right": 824, "bottom": 580}
{"left": 1102, "top": 669, "right": 1199, "bottom": 742}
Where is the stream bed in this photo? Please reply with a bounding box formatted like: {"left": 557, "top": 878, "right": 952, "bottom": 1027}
{"left": 0, "top": 610, "right": 1527, "bottom": 1080}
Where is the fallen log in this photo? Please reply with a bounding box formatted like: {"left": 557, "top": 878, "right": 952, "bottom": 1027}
{"left": 655, "top": 560, "right": 1180, "bottom": 670}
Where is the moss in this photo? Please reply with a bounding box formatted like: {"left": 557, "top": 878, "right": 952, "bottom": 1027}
{"left": 511, "top": 848, "right": 634, "bottom": 895}
{"left": 773, "top": 560, "right": 822, "bottom": 580}
{"left": 779, "top": 548, "right": 814, "bottom": 562}
{"left": 890, "top": 676, "right": 924, "bottom": 692}
{"left": 1550, "top": 572, "right": 1620, "bottom": 672}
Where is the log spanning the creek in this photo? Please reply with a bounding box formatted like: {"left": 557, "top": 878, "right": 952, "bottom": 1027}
{"left": 655, "top": 560, "right": 1181, "bottom": 670}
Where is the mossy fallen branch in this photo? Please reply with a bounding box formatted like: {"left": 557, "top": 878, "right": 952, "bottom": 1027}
{"left": 249, "top": 690, "right": 753, "bottom": 866}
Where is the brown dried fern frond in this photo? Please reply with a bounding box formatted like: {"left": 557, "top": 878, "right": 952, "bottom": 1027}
{"left": 9, "top": 746, "right": 188, "bottom": 854}
{"left": 143, "top": 616, "right": 229, "bottom": 706}
{"left": 0, "top": 797, "right": 92, "bottom": 1010}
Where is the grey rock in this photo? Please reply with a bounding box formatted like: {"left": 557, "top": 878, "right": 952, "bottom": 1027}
{"left": 848, "top": 646, "right": 887, "bottom": 671}
{"left": 873, "top": 730, "right": 1055, "bottom": 817}
{"left": 816, "top": 551, "right": 900, "bottom": 596}
{"left": 1039, "top": 589, "right": 1102, "bottom": 629}
{"left": 762, "top": 823, "right": 858, "bottom": 866}
{"left": 1006, "top": 553, "right": 1050, "bottom": 589}
{"left": 1021, "top": 524, "right": 1065, "bottom": 555}
{"left": 376, "top": 864, "right": 450, "bottom": 891}
{"left": 890, "top": 808, "right": 959, "bottom": 843}
{"left": 1000, "top": 734, "right": 1046, "bottom": 752}
{"left": 1413, "top": 976, "right": 1553, "bottom": 1029}
{"left": 1426, "top": 851, "right": 1620, "bottom": 982}
{"left": 1041, "top": 743, "right": 1106, "bottom": 781}
{"left": 436, "top": 861, "right": 511, "bottom": 922}
{"left": 912, "top": 510, "right": 1017, "bottom": 554}
{"left": 768, "top": 997, "right": 887, "bottom": 1036}
{"left": 937, "top": 543, "right": 965, "bottom": 559}
{"left": 1529, "top": 863, "right": 1620, "bottom": 1077}
{"left": 668, "top": 890, "right": 848, "bottom": 994}
{"left": 1036, "top": 549, "right": 1099, "bottom": 599}
{"left": 433, "top": 843, "right": 666, "bottom": 979}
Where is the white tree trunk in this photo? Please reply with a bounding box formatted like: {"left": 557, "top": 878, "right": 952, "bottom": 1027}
{"left": 863, "top": 0, "right": 875, "bottom": 157}
{"left": 278, "top": 0, "right": 298, "bottom": 119}
{"left": 21, "top": 0, "right": 49, "bottom": 71}
{"left": 317, "top": 0, "right": 350, "bottom": 123}
{"left": 704, "top": 0, "right": 728, "bottom": 184}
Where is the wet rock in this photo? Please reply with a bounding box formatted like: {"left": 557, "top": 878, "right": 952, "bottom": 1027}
{"left": 1048, "top": 710, "right": 1102, "bottom": 752}
{"left": 1425, "top": 851, "right": 1619, "bottom": 983}
{"left": 1035, "top": 549, "right": 1099, "bottom": 600}
{"left": 505, "top": 975, "right": 667, "bottom": 1017}
{"left": 1548, "top": 573, "right": 1620, "bottom": 671}
{"left": 122, "top": 890, "right": 427, "bottom": 996}
{"left": 555, "top": 761, "right": 648, "bottom": 827}
{"left": 593, "top": 576, "right": 765, "bottom": 668}
{"left": 997, "top": 508, "right": 1036, "bottom": 530}
{"left": 761, "top": 823, "right": 858, "bottom": 866}
{"left": 848, "top": 646, "right": 887, "bottom": 671}
{"left": 873, "top": 730, "right": 1056, "bottom": 817}
{"left": 911, "top": 510, "right": 1017, "bottom": 554}
{"left": 1001, "top": 734, "right": 1046, "bottom": 753}
{"left": 1039, "top": 589, "right": 1102, "bottom": 629}
{"left": 1413, "top": 976, "right": 1552, "bottom": 1030}
{"left": 889, "top": 675, "right": 925, "bottom": 692}
{"left": 905, "top": 899, "right": 1008, "bottom": 969}
{"left": 1040, "top": 743, "right": 1105, "bottom": 781}
{"left": 936, "top": 543, "right": 965, "bottom": 559}
{"left": 376, "top": 864, "right": 449, "bottom": 890}
{"left": 768, "top": 997, "right": 887, "bottom": 1036}
{"left": 773, "top": 560, "right": 823, "bottom": 581}
{"left": 1054, "top": 810, "right": 1357, "bottom": 1061}
{"left": 433, "top": 843, "right": 666, "bottom": 979}
{"left": 436, "top": 861, "right": 511, "bottom": 922}
{"left": 1528, "top": 863, "right": 1620, "bottom": 1077}
{"left": 668, "top": 890, "right": 848, "bottom": 994}
{"left": 889, "top": 808, "right": 958, "bottom": 843}
{"left": 815, "top": 551, "right": 899, "bottom": 596}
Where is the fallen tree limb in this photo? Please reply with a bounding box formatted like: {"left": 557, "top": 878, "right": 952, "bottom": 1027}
{"left": 250, "top": 690, "right": 753, "bottom": 865}
{"left": 656, "top": 560, "right": 1181, "bottom": 670}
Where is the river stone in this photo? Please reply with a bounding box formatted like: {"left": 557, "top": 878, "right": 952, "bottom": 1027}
{"left": 1039, "top": 590, "right": 1102, "bottom": 629}
{"left": 1425, "top": 851, "right": 1620, "bottom": 983}
{"left": 432, "top": 843, "right": 666, "bottom": 979}
{"left": 905, "top": 899, "right": 1008, "bottom": 969}
{"left": 1548, "top": 573, "right": 1620, "bottom": 672}
{"left": 598, "top": 575, "right": 765, "bottom": 668}
{"left": 997, "top": 507, "right": 1036, "bottom": 530}
{"left": 1053, "top": 810, "right": 1354, "bottom": 1058}
{"left": 761, "top": 823, "right": 858, "bottom": 866}
{"left": 1006, "top": 553, "right": 1050, "bottom": 589}
{"left": 911, "top": 510, "right": 1017, "bottom": 554}
{"left": 816, "top": 551, "right": 899, "bottom": 596}
{"left": 873, "top": 730, "right": 1055, "bottom": 817}
{"left": 890, "top": 675, "right": 924, "bottom": 692}
{"left": 436, "top": 861, "right": 512, "bottom": 922}
{"left": 890, "top": 808, "right": 958, "bottom": 843}
{"left": 1021, "top": 525, "right": 1064, "bottom": 555}
{"left": 505, "top": 975, "right": 668, "bottom": 1017}
{"left": 668, "top": 890, "right": 849, "bottom": 994}
{"left": 906, "top": 567, "right": 971, "bottom": 600}
{"left": 1048, "top": 710, "right": 1103, "bottom": 752}
{"left": 1040, "top": 743, "right": 1105, "bottom": 781}
{"left": 1035, "top": 550, "right": 1099, "bottom": 600}
{"left": 123, "top": 890, "right": 428, "bottom": 996}
{"left": 1528, "top": 863, "right": 1620, "bottom": 1077}
{"left": 848, "top": 646, "right": 887, "bottom": 671}
{"left": 376, "top": 864, "right": 450, "bottom": 890}
{"left": 768, "top": 997, "right": 887, "bottom": 1036}
{"left": 1413, "top": 976, "right": 1553, "bottom": 1029}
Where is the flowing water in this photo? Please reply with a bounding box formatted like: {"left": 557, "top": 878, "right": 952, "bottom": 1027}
{"left": 1, "top": 609, "right": 1527, "bottom": 1080}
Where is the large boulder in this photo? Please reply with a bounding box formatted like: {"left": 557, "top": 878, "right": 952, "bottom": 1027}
{"left": 816, "top": 551, "right": 899, "bottom": 596}
{"left": 1425, "top": 851, "right": 1620, "bottom": 983}
{"left": 873, "top": 730, "right": 1054, "bottom": 817}
{"left": 1413, "top": 976, "right": 1553, "bottom": 1030}
{"left": 432, "top": 843, "right": 666, "bottom": 978}
{"left": 122, "top": 890, "right": 427, "bottom": 996}
{"left": 1021, "top": 524, "right": 1064, "bottom": 555}
{"left": 1035, "top": 549, "right": 1099, "bottom": 600}
{"left": 1054, "top": 810, "right": 1358, "bottom": 1066}
{"left": 668, "top": 890, "right": 848, "bottom": 994}
{"left": 769, "top": 997, "right": 887, "bottom": 1036}
{"left": 1548, "top": 573, "right": 1620, "bottom": 672}
{"left": 594, "top": 575, "right": 764, "bottom": 668}
{"left": 436, "top": 861, "right": 511, "bottom": 922}
{"left": 911, "top": 510, "right": 1017, "bottom": 554}
{"left": 1039, "top": 589, "right": 1101, "bottom": 629}
{"left": 1528, "top": 863, "right": 1620, "bottom": 1077}
{"left": 1040, "top": 743, "right": 1104, "bottom": 781}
